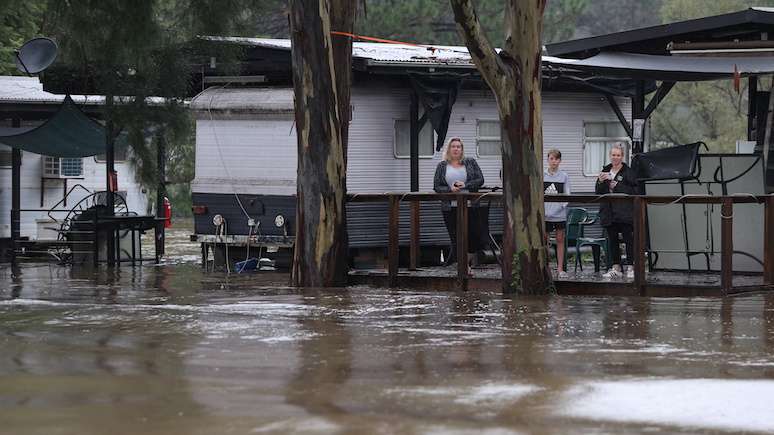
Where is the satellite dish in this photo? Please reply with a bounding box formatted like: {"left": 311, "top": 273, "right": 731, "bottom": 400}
{"left": 14, "top": 37, "right": 58, "bottom": 74}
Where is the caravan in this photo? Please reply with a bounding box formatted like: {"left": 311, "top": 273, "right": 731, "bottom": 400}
{"left": 189, "top": 38, "right": 635, "bottom": 268}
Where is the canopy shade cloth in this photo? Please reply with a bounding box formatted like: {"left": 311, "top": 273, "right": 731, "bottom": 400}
{"left": 543, "top": 52, "right": 774, "bottom": 82}
{"left": 0, "top": 94, "right": 125, "bottom": 157}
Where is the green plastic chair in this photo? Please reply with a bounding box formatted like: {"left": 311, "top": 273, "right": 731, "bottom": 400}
{"left": 574, "top": 212, "right": 612, "bottom": 272}
{"left": 550, "top": 208, "right": 587, "bottom": 271}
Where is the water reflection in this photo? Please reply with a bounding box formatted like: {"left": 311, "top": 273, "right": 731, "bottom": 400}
{"left": 285, "top": 289, "right": 354, "bottom": 418}
{"left": 1, "top": 253, "right": 774, "bottom": 433}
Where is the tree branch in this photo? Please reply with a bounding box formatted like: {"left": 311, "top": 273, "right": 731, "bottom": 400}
{"left": 449, "top": 0, "right": 509, "bottom": 92}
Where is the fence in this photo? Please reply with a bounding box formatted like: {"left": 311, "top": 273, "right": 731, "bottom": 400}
{"left": 348, "top": 192, "right": 774, "bottom": 293}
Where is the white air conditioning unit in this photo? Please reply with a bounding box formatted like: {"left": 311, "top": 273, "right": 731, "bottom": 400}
{"left": 42, "top": 156, "right": 83, "bottom": 178}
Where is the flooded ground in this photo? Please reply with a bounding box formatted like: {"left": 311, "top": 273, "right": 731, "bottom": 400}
{"left": 1, "top": 220, "right": 774, "bottom": 434}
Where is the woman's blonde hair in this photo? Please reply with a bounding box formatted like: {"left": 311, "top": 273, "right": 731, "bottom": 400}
{"left": 442, "top": 137, "right": 466, "bottom": 164}
{"left": 610, "top": 143, "right": 625, "bottom": 157}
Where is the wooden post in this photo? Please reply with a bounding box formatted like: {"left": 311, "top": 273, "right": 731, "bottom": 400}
{"left": 388, "top": 195, "right": 400, "bottom": 283}
{"left": 409, "top": 200, "right": 420, "bottom": 270}
{"left": 456, "top": 194, "right": 469, "bottom": 291}
{"left": 765, "top": 195, "right": 774, "bottom": 284}
{"left": 720, "top": 197, "right": 733, "bottom": 294}
{"left": 633, "top": 197, "right": 646, "bottom": 294}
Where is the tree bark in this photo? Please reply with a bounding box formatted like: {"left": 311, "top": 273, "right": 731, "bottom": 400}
{"left": 289, "top": 0, "right": 355, "bottom": 287}
{"left": 451, "top": 0, "right": 552, "bottom": 294}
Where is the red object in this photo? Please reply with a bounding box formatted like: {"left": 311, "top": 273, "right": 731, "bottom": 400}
{"left": 191, "top": 206, "right": 207, "bottom": 214}
{"left": 164, "top": 199, "right": 171, "bottom": 228}
{"left": 109, "top": 171, "right": 118, "bottom": 192}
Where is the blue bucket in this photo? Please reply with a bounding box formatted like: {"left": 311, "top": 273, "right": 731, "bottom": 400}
{"left": 234, "top": 257, "right": 259, "bottom": 273}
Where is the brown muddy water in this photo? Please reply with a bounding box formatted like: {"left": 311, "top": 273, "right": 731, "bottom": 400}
{"left": 1, "top": 219, "right": 774, "bottom": 434}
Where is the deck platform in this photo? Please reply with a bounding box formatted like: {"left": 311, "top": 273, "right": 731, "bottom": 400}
{"left": 348, "top": 264, "right": 774, "bottom": 297}
{"left": 346, "top": 192, "right": 774, "bottom": 297}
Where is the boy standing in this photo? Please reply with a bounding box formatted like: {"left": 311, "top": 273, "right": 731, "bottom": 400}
{"left": 544, "top": 149, "right": 571, "bottom": 278}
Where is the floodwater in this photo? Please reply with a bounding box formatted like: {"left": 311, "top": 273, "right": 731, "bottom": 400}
{"left": 2, "top": 221, "right": 774, "bottom": 434}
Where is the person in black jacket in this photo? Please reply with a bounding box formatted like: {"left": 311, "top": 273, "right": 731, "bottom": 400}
{"left": 433, "top": 137, "right": 485, "bottom": 276}
{"left": 595, "top": 144, "right": 638, "bottom": 279}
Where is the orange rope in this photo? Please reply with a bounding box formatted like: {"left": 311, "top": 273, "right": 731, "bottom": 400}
{"left": 330, "top": 30, "right": 446, "bottom": 52}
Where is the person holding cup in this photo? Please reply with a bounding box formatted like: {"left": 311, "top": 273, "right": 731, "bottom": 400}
{"left": 433, "top": 137, "right": 485, "bottom": 276}
{"left": 595, "top": 143, "right": 638, "bottom": 279}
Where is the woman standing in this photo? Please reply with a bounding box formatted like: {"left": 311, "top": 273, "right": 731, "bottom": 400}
{"left": 433, "top": 137, "right": 485, "bottom": 276}
{"left": 595, "top": 144, "right": 639, "bottom": 279}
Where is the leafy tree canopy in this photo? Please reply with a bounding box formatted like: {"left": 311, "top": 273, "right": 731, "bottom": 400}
{"left": 221, "top": 0, "right": 591, "bottom": 46}
{"left": 352, "top": 0, "right": 586, "bottom": 45}
{"left": 574, "top": 0, "right": 664, "bottom": 39}
{"left": 1, "top": 0, "right": 273, "bottom": 215}
{"left": 0, "top": 0, "right": 45, "bottom": 75}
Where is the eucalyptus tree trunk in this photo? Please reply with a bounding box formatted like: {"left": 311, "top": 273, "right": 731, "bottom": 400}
{"left": 451, "top": 0, "right": 552, "bottom": 294}
{"left": 289, "top": 0, "right": 355, "bottom": 287}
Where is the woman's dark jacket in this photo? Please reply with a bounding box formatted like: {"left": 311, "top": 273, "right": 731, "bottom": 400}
{"left": 594, "top": 163, "right": 638, "bottom": 226}
{"left": 433, "top": 158, "right": 484, "bottom": 211}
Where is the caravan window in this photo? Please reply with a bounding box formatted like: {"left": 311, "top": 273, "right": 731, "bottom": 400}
{"left": 94, "top": 146, "right": 128, "bottom": 162}
{"left": 393, "top": 119, "right": 434, "bottom": 158}
{"left": 0, "top": 149, "right": 11, "bottom": 168}
{"left": 476, "top": 119, "right": 500, "bottom": 157}
{"left": 583, "top": 121, "right": 630, "bottom": 176}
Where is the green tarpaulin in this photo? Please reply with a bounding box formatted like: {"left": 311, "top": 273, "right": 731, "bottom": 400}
{"left": 0, "top": 95, "right": 125, "bottom": 157}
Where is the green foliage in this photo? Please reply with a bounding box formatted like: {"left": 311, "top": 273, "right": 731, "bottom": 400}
{"left": 510, "top": 245, "right": 548, "bottom": 293}
{"left": 0, "top": 0, "right": 274, "bottom": 216}
{"left": 166, "top": 183, "right": 193, "bottom": 218}
{"left": 0, "top": 0, "right": 46, "bottom": 75}
{"left": 355, "top": 0, "right": 482, "bottom": 46}
{"left": 660, "top": 0, "right": 753, "bottom": 22}
{"left": 31, "top": 0, "right": 272, "bottom": 204}
{"left": 544, "top": 0, "right": 588, "bottom": 43}
{"left": 650, "top": 81, "right": 748, "bottom": 152}
{"left": 510, "top": 250, "right": 523, "bottom": 292}
{"left": 650, "top": 0, "right": 762, "bottom": 151}
{"left": 575, "top": 0, "right": 664, "bottom": 38}
{"left": 352, "top": 0, "right": 587, "bottom": 46}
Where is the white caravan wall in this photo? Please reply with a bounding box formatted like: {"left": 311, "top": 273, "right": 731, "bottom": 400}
{"left": 542, "top": 93, "right": 631, "bottom": 194}
{"left": 191, "top": 86, "right": 630, "bottom": 197}
{"left": 347, "top": 89, "right": 629, "bottom": 194}
{"left": 192, "top": 119, "right": 298, "bottom": 196}
{"left": 0, "top": 145, "right": 146, "bottom": 240}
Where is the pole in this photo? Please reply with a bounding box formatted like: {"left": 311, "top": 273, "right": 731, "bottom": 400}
{"left": 105, "top": 98, "right": 116, "bottom": 265}
{"left": 11, "top": 142, "right": 21, "bottom": 264}
{"left": 155, "top": 133, "right": 166, "bottom": 263}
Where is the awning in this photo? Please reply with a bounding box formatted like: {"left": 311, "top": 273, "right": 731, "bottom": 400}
{"left": 0, "top": 94, "right": 125, "bottom": 157}
{"left": 543, "top": 52, "right": 774, "bottom": 82}
{"left": 408, "top": 73, "right": 462, "bottom": 151}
